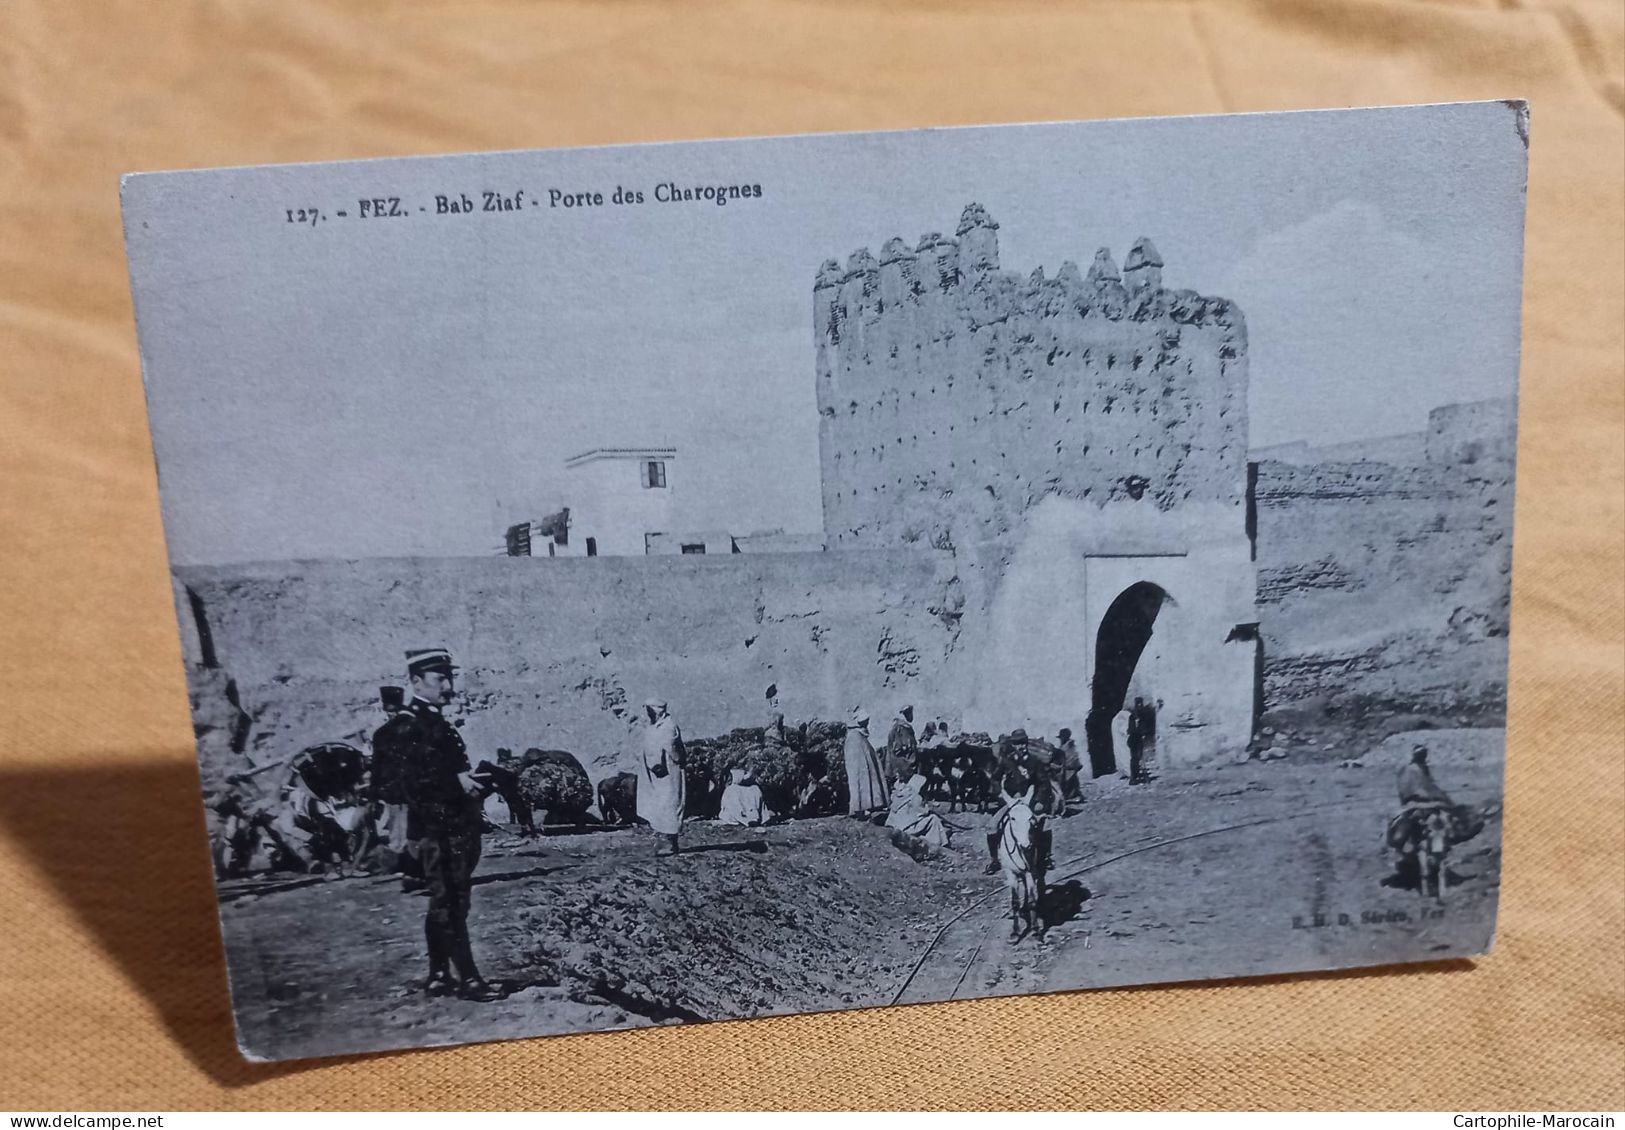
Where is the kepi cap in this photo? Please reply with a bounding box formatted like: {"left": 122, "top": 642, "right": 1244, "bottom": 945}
{"left": 406, "top": 648, "right": 456, "bottom": 678}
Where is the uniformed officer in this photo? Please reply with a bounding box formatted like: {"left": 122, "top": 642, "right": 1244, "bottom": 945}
{"left": 381, "top": 648, "right": 500, "bottom": 1001}
{"left": 370, "top": 686, "right": 422, "bottom": 890}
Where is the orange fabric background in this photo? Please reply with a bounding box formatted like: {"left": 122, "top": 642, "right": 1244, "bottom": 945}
{"left": 1, "top": 0, "right": 1621, "bottom": 1111}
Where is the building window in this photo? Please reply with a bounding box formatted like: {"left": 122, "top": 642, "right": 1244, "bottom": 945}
{"left": 586, "top": 537, "right": 597, "bottom": 557}
{"left": 680, "top": 543, "right": 706, "bottom": 555}
{"left": 643, "top": 460, "right": 667, "bottom": 489}
{"left": 504, "top": 522, "right": 532, "bottom": 557}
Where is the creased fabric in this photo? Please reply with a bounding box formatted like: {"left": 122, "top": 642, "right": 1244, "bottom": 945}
{"left": 0, "top": 0, "right": 1620, "bottom": 1111}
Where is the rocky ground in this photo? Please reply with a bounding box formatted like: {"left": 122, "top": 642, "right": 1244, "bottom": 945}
{"left": 218, "top": 729, "right": 1504, "bottom": 1062}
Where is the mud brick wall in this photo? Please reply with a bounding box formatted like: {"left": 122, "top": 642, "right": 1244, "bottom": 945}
{"left": 1253, "top": 443, "right": 1515, "bottom": 727}
{"left": 174, "top": 550, "right": 977, "bottom": 788}
{"left": 814, "top": 205, "right": 1249, "bottom": 551}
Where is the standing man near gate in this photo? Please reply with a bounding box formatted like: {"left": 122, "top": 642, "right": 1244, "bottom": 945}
{"left": 386, "top": 647, "right": 501, "bottom": 1001}
{"left": 1126, "top": 697, "right": 1152, "bottom": 785}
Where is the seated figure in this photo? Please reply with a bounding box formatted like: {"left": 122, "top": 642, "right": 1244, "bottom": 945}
{"left": 717, "top": 765, "right": 767, "bottom": 826}
{"left": 886, "top": 773, "right": 949, "bottom": 848}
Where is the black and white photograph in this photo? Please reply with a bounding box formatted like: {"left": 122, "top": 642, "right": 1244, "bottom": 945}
{"left": 121, "top": 100, "right": 1528, "bottom": 1062}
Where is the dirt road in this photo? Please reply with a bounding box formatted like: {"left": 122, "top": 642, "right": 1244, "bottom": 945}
{"left": 898, "top": 730, "right": 1502, "bottom": 1005}
{"left": 219, "top": 729, "right": 1502, "bottom": 1061}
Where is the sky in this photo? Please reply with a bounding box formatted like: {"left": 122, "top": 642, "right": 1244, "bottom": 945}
{"left": 125, "top": 101, "right": 1528, "bottom": 564}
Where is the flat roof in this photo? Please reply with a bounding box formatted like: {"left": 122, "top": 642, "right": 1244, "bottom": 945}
{"left": 564, "top": 447, "right": 678, "bottom": 467}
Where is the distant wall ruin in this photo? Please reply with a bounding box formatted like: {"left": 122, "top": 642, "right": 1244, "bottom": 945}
{"left": 1426, "top": 397, "right": 1518, "bottom": 469}
{"left": 1253, "top": 399, "right": 1516, "bottom": 727}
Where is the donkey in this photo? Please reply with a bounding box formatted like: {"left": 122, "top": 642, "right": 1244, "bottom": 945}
{"left": 1417, "top": 807, "right": 1452, "bottom": 903}
{"left": 995, "top": 784, "right": 1048, "bottom": 942}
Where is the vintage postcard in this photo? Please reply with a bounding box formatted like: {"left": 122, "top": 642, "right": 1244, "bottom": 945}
{"left": 122, "top": 101, "right": 1528, "bottom": 1061}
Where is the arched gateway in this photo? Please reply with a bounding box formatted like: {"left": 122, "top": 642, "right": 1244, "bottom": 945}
{"left": 1084, "top": 581, "right": 1168, "bottom": 776}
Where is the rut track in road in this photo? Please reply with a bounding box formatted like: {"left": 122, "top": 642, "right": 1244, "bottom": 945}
{"left": 217, "top": 797, "right": 1376, "bottom": 1004}
{"left": 889, "top": 799, "right": 1361, "bottom": 1006}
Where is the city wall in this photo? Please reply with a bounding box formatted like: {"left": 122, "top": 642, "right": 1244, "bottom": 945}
{"left": 177, "top": 550, "right": 968, "bottom": 787}
{"left": 175, "top": 521, "right": 1258, "bottom": 790}
{"left": 176, "top": 409, "right": 1512, "bottom": 790}
{"left": 1252, "top": 402, "right": 1516, "bottom": 730}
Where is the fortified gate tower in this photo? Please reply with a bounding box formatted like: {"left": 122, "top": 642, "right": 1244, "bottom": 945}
{"left": 812, "top": 205, "right": 1260, "bottom": 767}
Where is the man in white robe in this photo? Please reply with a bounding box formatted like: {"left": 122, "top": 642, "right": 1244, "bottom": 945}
{"left": 718, "top": 765, "right": 767, "bottom": 826}
{"left": 637, "top": 699, "right": 685, "bottom": 856}
{"left": 843, "top": 709, "right": 890, "bottom": 816}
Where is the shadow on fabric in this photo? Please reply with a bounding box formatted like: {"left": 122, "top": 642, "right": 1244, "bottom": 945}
{"left": 0, "top": 759, "right": 370, "bottom": 1084}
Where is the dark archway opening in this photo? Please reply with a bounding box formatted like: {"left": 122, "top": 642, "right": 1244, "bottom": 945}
{"left": 1085, "top": 581, "right": 1166, "bottom": 776}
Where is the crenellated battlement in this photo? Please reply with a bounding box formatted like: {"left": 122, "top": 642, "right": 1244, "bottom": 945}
{"left": 814, "top": 204, "right": 1250, "bottom": 550}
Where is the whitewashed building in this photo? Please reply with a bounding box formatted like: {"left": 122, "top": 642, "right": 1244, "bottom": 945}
{"left": 505, "top": 447, "right": 678, "bottom": 557}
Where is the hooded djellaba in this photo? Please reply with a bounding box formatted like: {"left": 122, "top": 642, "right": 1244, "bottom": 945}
{"left": 637, "top": 698, "right": 685, "bottom": 855}
{"left": 843, "top": 709, "right": 890, "bottom": 816}
{"left": 886, "top": 772, "right": 949, "bottom": 848}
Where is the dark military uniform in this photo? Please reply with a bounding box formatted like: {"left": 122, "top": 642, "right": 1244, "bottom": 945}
{"left": 378, "top": 696, "right": 484, "bottom": 986}
{"left": 371, "top": 704, "right": 421, "bottom": 881}
{"left": 370, "top": 711, "right": 413, "bottom": 808}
